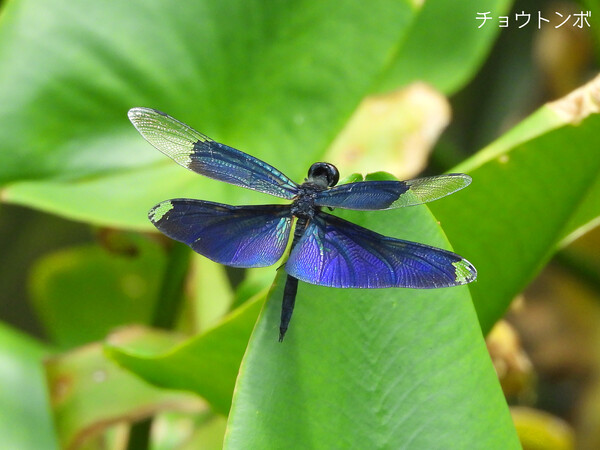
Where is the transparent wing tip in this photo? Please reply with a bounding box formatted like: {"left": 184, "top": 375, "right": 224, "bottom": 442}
{"left": 128, "top": 106, "right": 147, "bottom": 121}
{"left": 452, "top": 258, "right": 477, "bottom": 285}
{"left": 447, "top": 173, "right": 472, "bottom": 188}
{"left": 128, "top": 107, "right": 168, "bottom": 124}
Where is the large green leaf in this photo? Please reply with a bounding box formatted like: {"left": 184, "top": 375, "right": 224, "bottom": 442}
{"left": 429, "top": 76, "right": 600, "bottom": 333}
{"left": 0, "top": 323, "right": 58, "bottom": 449}
{"left": 0, "top": 0, "right": 417, "bottom": 228}
{"left": 0, "top": 0, "right": 510, "bottom": 230}
{"left": 224, "top": 205, "right": 519, "bottom": 447}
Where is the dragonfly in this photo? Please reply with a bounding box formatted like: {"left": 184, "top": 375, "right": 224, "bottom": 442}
{"left": 128, "top": 107, "right": 477, "bottom": 342}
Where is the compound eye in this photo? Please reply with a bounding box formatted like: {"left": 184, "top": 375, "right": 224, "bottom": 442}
{"left": 307, "top": 162, "right": 340, "bottom": 188}
{"left": 325, "top": 163, "right": 340, "bottom": 187}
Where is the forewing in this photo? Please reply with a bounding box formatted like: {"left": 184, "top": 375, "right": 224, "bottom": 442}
{"left": 149, "top": 200, "right": 292, "bottom": 268}
{"left": 313, "top": 174, "right": 471, "bottom": 210}
{"left": 285, "top": 212, "right": 476, "bottom": 288}
{"left": 129, "top": 108, "right": 299, "bottom": 199}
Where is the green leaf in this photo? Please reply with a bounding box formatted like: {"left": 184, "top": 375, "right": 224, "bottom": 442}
{"left": 105, "top": 294, "right": 264, "bottom": 415}
{"left": 0, "top": 0, "right": 417, "bottom": 228}
{"left": 29, "top": 235, "right": 166, "bottom": 348}
{"left": 224, "top": 206, "right": 519, "bottom": 448}
{"left": 46, "top": 327, "right": 203, "bottom": 449}
{"left": 377, "top": 0, "right": 513, "bottom": 94}
{"left": 0, "top": 323, "right": 58, "bottom": 450}
{"left": 429, "top": 76, "right": 600, "bottom": 333}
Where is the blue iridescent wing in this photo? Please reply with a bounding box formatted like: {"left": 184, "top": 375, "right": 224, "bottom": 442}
{"left": 285, "top": 212, "right": 476, "bottom": 288}
{"left": 129, "top": 108, "right": 299, "bottom": 199}
{"left": 313, "top": 174, "right": 471, "bottom": 210}
{"left": 149, "top": 200, "right": 292, "bottom": 268}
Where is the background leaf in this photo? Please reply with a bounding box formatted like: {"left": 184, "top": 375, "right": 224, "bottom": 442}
{"left": 46, "top": 326, "right": 203, "bottom": 449}
{"left": 377, "top": 0, "right": 513, "bottom": 94}
{"left": 430, "top": 76, "right": 600, "bottom": 333}
{"left": 0, "top": 323, "right": 58, "bottom": 449}
{"left": 29, "top": 234, "right": 165, "bottom": 348}
{"left": 0, "top": 0, "right": 508, "bottom": 229}
{"left": 106, "top": 293, "right": 264, "bottom": 415}
{"left": 0, "top": 0, "right": 416, "bottom": 228}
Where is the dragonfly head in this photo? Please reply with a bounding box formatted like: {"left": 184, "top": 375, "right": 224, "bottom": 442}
{"left": 307, "top": 162, "right": 339, "bottom": 189}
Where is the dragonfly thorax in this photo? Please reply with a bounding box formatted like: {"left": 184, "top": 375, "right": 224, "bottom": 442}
{"left": 291, "top": 184, "right": 320, "bottom": 219}
{"left": 290, "top": 163, "right": 339, "bottom": 219}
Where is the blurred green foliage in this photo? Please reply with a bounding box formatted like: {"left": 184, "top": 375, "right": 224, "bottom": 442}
{"left": 0, "top": 0, "right": 599, "bottom": 448}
